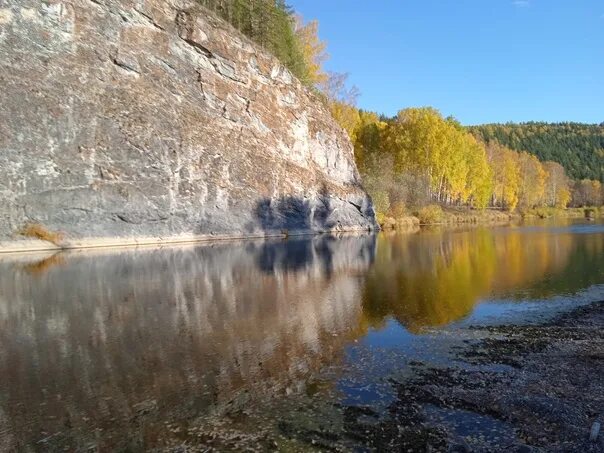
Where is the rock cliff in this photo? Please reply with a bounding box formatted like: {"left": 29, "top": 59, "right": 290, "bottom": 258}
{"left": 0, "top": 0, "right": 376, "bottom": 251}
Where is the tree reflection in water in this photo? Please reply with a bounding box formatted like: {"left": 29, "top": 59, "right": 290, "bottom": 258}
{"left": 362, "top": 225, "right": 604, "bottom": 332}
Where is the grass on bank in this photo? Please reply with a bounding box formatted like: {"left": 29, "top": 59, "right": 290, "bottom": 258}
{"left": 521, "top": 206, "right": 602, "bottom": 219}
{"left": 17, "top": 223, "right": 64, "bottom": 246}
{"left": 375, "top": 205, "right": 602, "bottom": 229}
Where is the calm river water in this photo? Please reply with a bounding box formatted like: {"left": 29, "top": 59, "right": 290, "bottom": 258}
{"left": 0, "top": 220, "right": 603, "bottom": 450}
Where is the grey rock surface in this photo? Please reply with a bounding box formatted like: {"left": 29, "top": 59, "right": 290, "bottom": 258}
{"left": 0, "top": 0, "right": 376, "bottom": 250}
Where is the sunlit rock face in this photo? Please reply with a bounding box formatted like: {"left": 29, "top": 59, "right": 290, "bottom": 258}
{"left": 0, "top": 235, "right": 376, "bottom": 450}
{"left": 0, "top": 0, "right": 376, "bottom": 247}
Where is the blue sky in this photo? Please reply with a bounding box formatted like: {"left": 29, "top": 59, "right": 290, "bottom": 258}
{"left": 289, "top": 0, "right": 604, "bottom": 125}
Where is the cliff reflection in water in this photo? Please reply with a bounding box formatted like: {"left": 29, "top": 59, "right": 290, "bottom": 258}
{"left": 0, "top": 223, "right": 603, "bottom": 450}
{"left": 0, "top": 236, "right": 375, "bottom": 450}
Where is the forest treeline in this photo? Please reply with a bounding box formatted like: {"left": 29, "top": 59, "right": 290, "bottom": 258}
{"left": 469, "top": 123, "right": 604, "bottom": 182}
{"left": 352, "top": 109, "right": 603, "bottom": 223}
{"left": 201, "top": 0, "right": 604, "bottom": 222}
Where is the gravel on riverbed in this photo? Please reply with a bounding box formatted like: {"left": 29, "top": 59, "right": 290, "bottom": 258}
{"left": 328, "top": 301, "right": 604, "bottom": 452}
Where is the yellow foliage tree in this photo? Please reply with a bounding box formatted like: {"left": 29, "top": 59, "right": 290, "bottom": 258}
{"left": 329, "top": 101, "right": 361, "bottom": 142}
{"left": 381, "top": 108, "right": 493, "bottom": 207}
{"left": 517, "top": 152, "right": 546, "bottom": 210}
{"left": 294, "top": 16, "right": 328, "bottom": 86}
{"left": 543, "top": 161, "right": 571, "bottom": 208}
{"left": 463, "top": 135, "right": 494, "bottom": 209}
{"left": 353, "top": 110, "right": 387, "bottom": 169}
{"left": 486, "top": 142, "right": 521, "bottom": 211}
{"left": 557, "top": 188, "right": 572, "bottom": 209}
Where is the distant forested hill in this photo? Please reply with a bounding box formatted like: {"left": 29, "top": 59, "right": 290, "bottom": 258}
{"left": 468, "top": 122, "right": 604, "bottom": 181}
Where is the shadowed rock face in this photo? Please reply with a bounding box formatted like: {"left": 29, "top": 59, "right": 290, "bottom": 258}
{"left": 0, "top": 0, "right": 376, "bottom": 247}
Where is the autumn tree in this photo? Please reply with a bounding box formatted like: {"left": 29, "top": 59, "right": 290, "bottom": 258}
{"left": 294, "top": 16, "right": 328, "bottom": 85}
{"left": 572, "top": 179, "right": 603, "bottom": 206}
{"left": 372, "top": 108, "right": 494, "bottom": 209}
{"left": 485, "top": 142, "right": 521, "bottom": 211}
{"left": 517, "top": 152, "right": 546, "bottom": 210}
{"left": 543, "top": 161, "right": 571, "bottom": 208}
{"left": 463, "top": 135, "right": 494, "bottom": 208}
{"left": 353, "top": 110, "right": 387, "bottom": 169}
{"left": 318, "top": 72, "right": 361, "bottom": 139}
{"left": 381, "top": 107, "right": 450, "bottom": 188}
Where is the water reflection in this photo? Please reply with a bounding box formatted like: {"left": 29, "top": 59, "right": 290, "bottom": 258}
{"left": 363, "top": 224, "right": 604, "bottom": 332}
{"left": 0, "top": 222, "right": 603, "bottom": 450}
{"left": 0, "top": 236, "right": 375, "bottom": 450}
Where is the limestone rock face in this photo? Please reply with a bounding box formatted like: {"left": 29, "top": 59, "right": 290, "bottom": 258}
{"left": 0, "top": 0, "right": 376, "bottom": 249}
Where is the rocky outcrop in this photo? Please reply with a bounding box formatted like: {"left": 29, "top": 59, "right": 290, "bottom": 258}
{"left": 0, "top": 0, "right": 376, "bottom": 251}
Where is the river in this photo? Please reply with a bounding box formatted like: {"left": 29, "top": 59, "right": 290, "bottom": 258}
{"left": 0, "top": 219, "right": 603, "bottom": 451}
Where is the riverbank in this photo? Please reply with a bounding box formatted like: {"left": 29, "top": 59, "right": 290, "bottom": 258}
{"left": 337, "top": 301, "right": 604, "bottom": 451}
{"left": 0, "top": 226, "right": 375, "bottom": 254}
{"left": 522, "top": 206, "right": 602, "bottom": 220}
{"left": 379, "top": 206, "right": 602, "bottom": 229}
{"left": 3, "top": 207, "right": 600, "bottom": 253}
